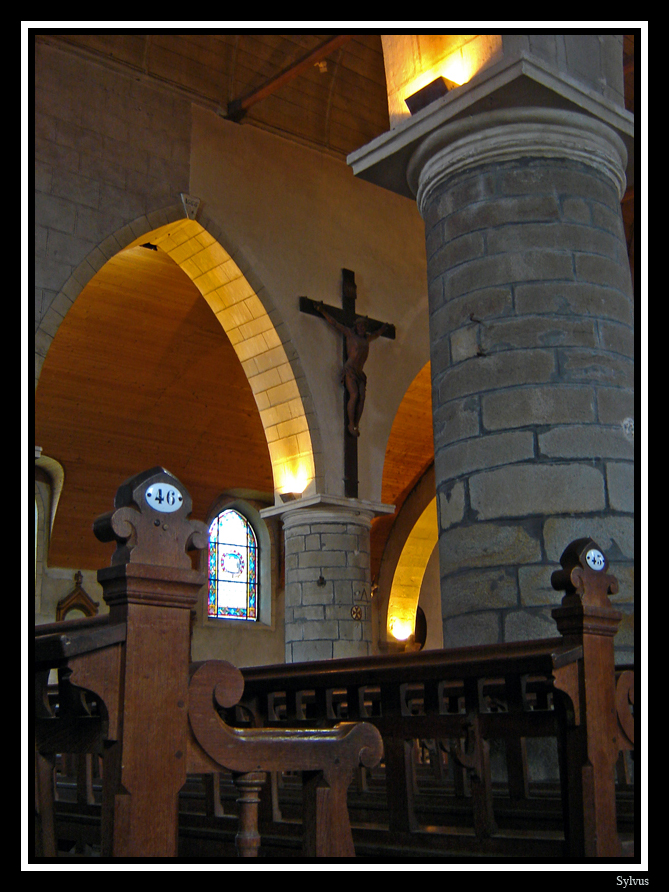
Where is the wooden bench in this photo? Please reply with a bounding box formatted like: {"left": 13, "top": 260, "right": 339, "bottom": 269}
{"left": 34, "top": 467, "right": 383, "bottom": 858}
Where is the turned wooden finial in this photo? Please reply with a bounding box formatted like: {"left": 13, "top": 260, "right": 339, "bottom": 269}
{"left": 551, "top": 537, "right": 619, "bottom": 609}
{"left": 92, "top": 467, "right": 208, "bottom": 568}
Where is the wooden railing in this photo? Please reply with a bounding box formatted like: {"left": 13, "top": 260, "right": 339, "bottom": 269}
{"left": 233, "top": 537, "right": 635, "bottom": 859}
{"left": 34, "top": 468, "right": 383, "bottom": 859}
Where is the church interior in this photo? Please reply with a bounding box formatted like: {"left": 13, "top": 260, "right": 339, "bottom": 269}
{"left": 32, "top": 30, "right": 639, "bottom": 863}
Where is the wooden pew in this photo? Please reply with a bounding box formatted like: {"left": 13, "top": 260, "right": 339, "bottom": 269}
{"left": 236, "top": 538, "right": 634, "bottom": 859}
{"left": 34, "top": 467, "right": 382, "bottom": 858}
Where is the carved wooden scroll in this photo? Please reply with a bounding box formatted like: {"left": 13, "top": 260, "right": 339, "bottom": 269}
{"left": 187, "top": 660, "right": 384, "bottom": 857}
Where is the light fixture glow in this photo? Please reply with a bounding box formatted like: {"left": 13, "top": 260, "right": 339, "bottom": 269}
{"left": 279, "top": 463, "right": 309, "bottom": 497}
{"left": 389, "top": 616, "right": 413, "bottom": 641}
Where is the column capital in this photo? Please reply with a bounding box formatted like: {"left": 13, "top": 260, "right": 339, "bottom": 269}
{"left": 409, "top": 107, "right": 629, "bottom": 216}
{"left": 348, "top": 50, "right": 633, "bottom": 202}
{"left": 261, "top": 493, "right": 395, "bottom": 529}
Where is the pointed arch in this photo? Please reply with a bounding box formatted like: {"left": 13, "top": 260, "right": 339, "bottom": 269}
{"left": 386, "top": 496, "right": 438, "bottom": 642}
{"left": 34, "top": 206, "right": 320, "bottom": 499}
{"left": 375, "top": 360, "right": 438, "bottom": 647}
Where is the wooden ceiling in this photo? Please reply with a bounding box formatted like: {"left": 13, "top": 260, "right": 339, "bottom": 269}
{"left": 35, "top": 246, "right": 273, "bottom": 570}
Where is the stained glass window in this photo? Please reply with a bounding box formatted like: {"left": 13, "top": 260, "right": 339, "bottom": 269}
{"left": 207, "top": 508, "right": 258, "bottom": 621}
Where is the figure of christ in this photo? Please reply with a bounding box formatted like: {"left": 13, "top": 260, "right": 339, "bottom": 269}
{"left": 315, "top": 301, "right": 389, "bottom": 437}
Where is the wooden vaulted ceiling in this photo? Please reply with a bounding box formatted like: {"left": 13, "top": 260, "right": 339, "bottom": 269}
{"left": 35, "top": 246, "right": 274, "bottom": 570}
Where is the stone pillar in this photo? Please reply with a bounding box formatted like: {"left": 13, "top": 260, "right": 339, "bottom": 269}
{"left": 416, "top": 108, "right": 633, "bottom": 648}
{"left": 262, "top": 495, "right": 394, "bottom": 662}
{"left": 348, "top": 44, "right": 634, "bottom": 653}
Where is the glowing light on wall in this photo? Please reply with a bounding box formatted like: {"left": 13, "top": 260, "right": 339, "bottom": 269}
{"left": 389, "top": 615, "right": 414, "bottom": 641}
{"left": 279, "top": 461, "right": 310, "bottom": 497}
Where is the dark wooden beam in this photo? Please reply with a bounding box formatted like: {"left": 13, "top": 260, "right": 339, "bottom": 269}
{"left": 226, "top": 35, "right": 353, "bottom": 122}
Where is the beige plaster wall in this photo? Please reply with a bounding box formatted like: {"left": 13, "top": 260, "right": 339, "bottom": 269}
{"left": 188, "top": 106, "right": 429, "bottom": 503}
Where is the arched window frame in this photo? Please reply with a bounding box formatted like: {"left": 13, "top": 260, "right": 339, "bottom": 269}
{"left": 203, "top": 496, "right": 275, "bottom": 628}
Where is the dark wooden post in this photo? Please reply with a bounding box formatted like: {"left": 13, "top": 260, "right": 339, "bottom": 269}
{"left": 93, "top": 467, "right": 208, "bottom": 857}
{"left": 551, "top": 537, "right": 623, "bottom": 858}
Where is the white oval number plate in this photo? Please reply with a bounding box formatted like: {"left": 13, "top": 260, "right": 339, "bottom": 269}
{"left": 585, "top": 548, "right": 605, "bottom": 571}
{"left": 145, "top": 484, "right": 183, "bottom": 513}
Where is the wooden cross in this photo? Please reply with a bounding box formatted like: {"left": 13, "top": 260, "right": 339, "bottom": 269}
{"left": 300, "top": 269, "right": 395, "bottom": 499}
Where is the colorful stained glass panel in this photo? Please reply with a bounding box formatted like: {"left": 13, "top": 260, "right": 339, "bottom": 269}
{"left": 207, "top": 509, "right": 258, "bottom": 620}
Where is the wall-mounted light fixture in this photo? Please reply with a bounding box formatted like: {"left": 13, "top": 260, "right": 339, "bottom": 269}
{"left": 405, "top": 76, "right": 459, "bottom": 115}
{"left": 279, "top": 491, "right": 302, "bottom": 503}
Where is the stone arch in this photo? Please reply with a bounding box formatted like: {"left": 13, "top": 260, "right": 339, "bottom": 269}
{"left": 378, "top": 466, "right": 439, "bottom": 647}
{"left": 34, "top": 205, "right": 321, "bottom": 500}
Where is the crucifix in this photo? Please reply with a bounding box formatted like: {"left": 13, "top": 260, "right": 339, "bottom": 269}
{"left": 300, "top": 269, "right": 395, "bottom": 499}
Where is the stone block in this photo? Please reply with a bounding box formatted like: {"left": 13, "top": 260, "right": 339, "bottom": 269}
{"left": 436, "top": 348, "right": 556, "bottom": 404}
{"left": 503, "top": 608, "right": 558, "bottom": 642}
{"left": 333, "top": 639, "right": 370, "bottom": 659}
{"left": 538, "top": 424, "right": 634, "bottom": 460}
{"left": 561, "top": 197, "right": 592, "bottom": 224}
{"left": 518, "top": 565, "right": 561, "bottom": 606}
{"left": 558, "top": 348, "right": 633, "bottom": 388}
{"left": 439, "top": 522, "right": 541, "bottom": 575}
{"left": 428, "top": 169, "right": 497, "bottom": 224}
{"left": 439, "top": 481, "right": 465, "bottom": 531}
{"left": 591, "top": 202, "right": 626, "bottom": 240}
{"left": 34, "top": 136, "right": 80, "bottom": 173}
{"left": 325, "top": 604, "right": 356, "bottom": 620}
{"left": 543, "top": 515, "right": 634, "bottom": 561}
{"left": 430, "top": 287, "right": 513, "bottom": 342}
{"left": 444, "top": 250, "right": 574, "bottom": 301}
{"left": 482, "top": 385, "right": 595, "bottom": 431}
{"left": 442, "top": 195, "right": 561, "bottom": 245}
{"left": 292, "top": 606, "right": 326, "bottom": 622}
{"left": 487, "top": 222, "right": 625, "bottom": 262}
{"left": 607, "top": 461, "right": 634, "bottom": 513}
{"left": 500, "top": 164, "right": 617, "bottom": 207}
{"left": 514, "top": 281, "right": 633, "bottom": 325}
{"left": 285, "top": 535, "right": 305, "bottom": 555}
{"left": 298, "top": 550, "right": 346, "bottom": 569}
{"left": 574, "top": 252, "right": 632, "bottom": 293}
{"left": 435, "top": 430, "right": 534, "bottom": 482}
{"left": 302, "top": 620, "right": 340, "bottom": 641}
{"left": 291, "top": 640, "right": 333, "bottom": 662}
{"left": 469, "top": 462, "right": 606, "bottom": 519}
{"left": 450, "top": 324, "right": 479, "bottom": 363}
{"left": 301, "top": 581, "right": 335, "bottom": 606}
{"left": 284, "top": 623, "right": 303, "bottom": 643}
{"left": 347, "top": 550, "right": 370, "bottom": 569}
{"left": 441, "top": 567, "right": 518, "bottom": 618}
{"left": 35, "top": 192, "right": 77, "bottom": 235}
{"left": 321, "top": 533, "right": 358, "bottom": 552}
{"left": 482, "top": 316, "right": 598, "bottom": 352}
{"left": 431, "top": 231, "right": 485, "bottom": 273}
{"left": 338, "top": 621, "right": 363, "bottom": 641}
{"left": 432, "top": 396, "right": 480, "bottom": 446}
{"left": 284, "top": 583, "right": 302, "bottom": 608}
{"left": 45, "top": 230, "right": 95, "bottom": 269}
{"left": 598, "top": 320, "right": 634, "bottom": 358}
{"left": 442, "top": 611, "right": 500, "bottom": 648}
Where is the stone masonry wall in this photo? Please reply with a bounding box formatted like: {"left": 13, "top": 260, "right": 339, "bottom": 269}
{"left": 424, "top": 157, "right": 634, "bottom": 658}
{"left": 35, "top": 41, "right": 191, "bottom": 377}
{"left": 283, "top": 512, "right": 373, "bottom": 662}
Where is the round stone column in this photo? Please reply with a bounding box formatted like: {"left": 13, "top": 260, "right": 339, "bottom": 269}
{"left": 263, "top": 496, "right": 394, "bottom": 662}
{"left": 408, "top": 108, "right": 634, "bottom": 653}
